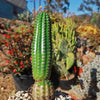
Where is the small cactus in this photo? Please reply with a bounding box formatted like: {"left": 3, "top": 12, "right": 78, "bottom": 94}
{"left": 32, "top": 80, "right": 54, "bottom": 100}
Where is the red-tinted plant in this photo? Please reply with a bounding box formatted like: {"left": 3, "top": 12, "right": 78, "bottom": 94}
{"left": 87, "top": 33, "right": 100, "bottom": 50}
{"left": 1, "top": 25, "right": 34, "bottom": 76}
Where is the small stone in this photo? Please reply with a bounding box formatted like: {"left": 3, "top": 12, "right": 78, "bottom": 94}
{"left": 3, "top": 67, "right": 10, "bottom": 73}
{"left": 59, "top": 95, "right": 65, "bottom": 100}
{"left": 27, "top": 96, "right": 31, "bottom": 100}
{"left": 57, "top": 98, "right": 61, "bottom": 100}
{"left": 59, "top": 95, "right": 63, "bottom": 99}
{"left": 19, "top": 96, "right": 23, "bottom": 99}
{"left": 66, "top": 96, "right": 72, "bottom": 100}
{"left": 1, "top": 87, "right": 4, "bottom": 91}
{"left": 24, "top": 93, "right": 28, "bottom": 97}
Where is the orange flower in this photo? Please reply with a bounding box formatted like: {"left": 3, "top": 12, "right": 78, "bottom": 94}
{"left": 6, "top": 59, "right": 10, "bottom": 63}
{"left": 4, "top": 34, "right": 7, "bottom": 37}
{"left": 3, "top": 58, "right": 5, "bottom": 60}
{"left": 27, "top": 30, "right": 31, "bottom": 33}
{"left": 1, "top": 24, "right": 4, "bottom": 28}
{"left": 8, "top": 28, "right": 12, "bottom": 31}
{"left": 2, "top": 64, "right": 5, "bottom": 67}
{"left": 2, "top": 40, "right": 5, "bottom": 43}
{"left": 6, "top": 42, "right": 9, "bottom": 46}
{"left": 68, "top": 94, "right": 77, "bottom": 100}
{"left": 15, "top": 61, "right": 18, "bottom": 65}
{"left": 17, "top": 72, "right": 19, "bottom": 74}
{"left": 25, "top": 22, "right": 28, "bottom": 25}
{"left": 20, "top": 53, "right": 23, "bottom": 56}
{"left": 20, "top": 64, "right": 25, "bottom": 68}
{"left": 20, "top": 61, "right": 23, "bottom": 65}
{"left": 13, "top": 69, "right": 16, "bottom": 73}
{"left": 7, "top": 51, "right": 13, "bottom": 54}
{"left": 26, "top": 61, "right": 28, "bottom": 63}
{"left": 74, "top": 66, "right": 83, "bottom": 76}
{"left": 21, "top": 28, "right": 24, "bottom": 30}
{"left": 15, "top": 35, "right": 18, "bottom": 38}
{"left": 23, "top": 33, "right": 26, "bottom": 36}
{"left": 29, "top": 57, "right": 32, "bottom": 59}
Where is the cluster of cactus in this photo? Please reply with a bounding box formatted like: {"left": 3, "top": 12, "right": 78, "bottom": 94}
{"left": 17, "top": 11, "right": 32, "bottom": 22}
{"left": 31, "top": 12, "right": 54, "bottom": 100}
{"left": 71, "top": 55, "right": 100, "bottom": 99}
{"left": 65, "top": 18, "right": 77, "bottom": 52}
{"left": 52, "top": 18, "right": 76, "bottom": 78}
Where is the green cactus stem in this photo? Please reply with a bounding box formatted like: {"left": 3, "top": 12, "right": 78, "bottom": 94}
{"left": 31, "top": 12, "right": 52, "bottom": 80}
{"left": 32, "top": 80, "right": 54, "bottom": 100}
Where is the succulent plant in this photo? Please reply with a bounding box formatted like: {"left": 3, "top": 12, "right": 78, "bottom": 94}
{"left": 60, "top": 39, "right": 68, "bottom": 57}
{"left": 66, "top": 52, "right": 75, "bottom": 70}
{"left": 71, "top": 55, "right": 100, "bottom": 99}
{"left": 32, "top": 80, "right": 54, "bottom": 100}
{"left": 17, "top": 10, "right": 32, "bottom": 22}
{"left": 31, "top": 12, "right": 54, "bottom": 100}
{"left": 31, "top": 12, "right": 52, "bottom": 81}
{"left": 65, "top": 18, "right": 77, "bottom": 52}
{"left": 52, "top": 18, "right": 76, "bottom": 78}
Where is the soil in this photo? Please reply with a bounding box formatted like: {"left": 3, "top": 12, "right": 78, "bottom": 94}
{"left": 0, "top": 72, "right": 97, "bottom": 100}
{"left": 0, "top": 72, "right": 82, "bottom": 100}
{"left": 0, "top": 72, "right": 16, "bottom": 100}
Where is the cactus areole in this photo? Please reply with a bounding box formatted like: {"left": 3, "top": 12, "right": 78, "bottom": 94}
{"left": 31, "top": 12, "right": 52, "bottom": 80}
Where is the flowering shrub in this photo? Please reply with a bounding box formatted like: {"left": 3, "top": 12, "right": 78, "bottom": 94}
{"left": 0, "top": 21, "right": 11, "bottom": 30}
{"left": 1, "top": 25, "right": 34, "bottom": 76}
{"left": 87, "top": 33, "right": 100, "bottom": 49}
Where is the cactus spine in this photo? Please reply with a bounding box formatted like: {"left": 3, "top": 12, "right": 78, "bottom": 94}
{"left": 31, "top": 12, "right": 54, "bottom": 100}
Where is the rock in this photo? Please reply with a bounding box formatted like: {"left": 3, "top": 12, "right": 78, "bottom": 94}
{"left": 3, "top": 67, "right": 10, "bottom": 73}
{"left": 24, "top": 93, "right": 28, "bottom": 97}
{"left": 8, "top": 90, "right": 73, "bottom": 100}
{"left": 8, "top": 91, "right": 32, "bottom": 100}
{"left": 1, "top": 87, "right": 4, "bottom": 91}
{"left": 54, "top": 91, "right": 72, "bottom": 100}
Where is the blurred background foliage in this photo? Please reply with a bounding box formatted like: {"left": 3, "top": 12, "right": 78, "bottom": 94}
{"left": 0, "top": 0, "right": 100, "bottom": 79}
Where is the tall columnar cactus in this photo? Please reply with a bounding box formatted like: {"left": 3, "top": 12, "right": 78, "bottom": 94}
{"left": 31, "top": 12, "right": 54, "bottom": 100}
{"left": 31, "top": 12, "right": 52, "bottom": 80}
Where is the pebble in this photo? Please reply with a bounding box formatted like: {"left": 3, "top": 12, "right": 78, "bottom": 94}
{"left": 8, "top": 90, "right": 72, "bottom": 100}
{"left": 1, "top": 87, "right": 4, "bottom": 91}
{"left": 8, "top": 91, "right": 32, "bottom": 100}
